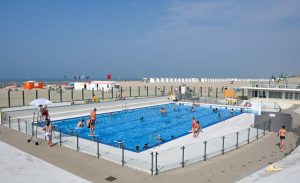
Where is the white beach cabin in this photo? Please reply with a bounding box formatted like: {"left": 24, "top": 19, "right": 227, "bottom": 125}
{"left": 74, "top": 81, "right": 120, "bottom": 92}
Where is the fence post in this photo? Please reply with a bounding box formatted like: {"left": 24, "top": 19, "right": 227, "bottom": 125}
{"left": 111, "top": 87, "right": 114, "bottom": 99}
{"left": 8, "top": 90, "right": 11, "bottom": 107}
{"left": 97, "top": 139, "right": 100, "bottom": 158}
{"left": 181, "top": 146, "right": 185, "bottom": 168}
{"left": 48, "top": 89, "right": 51, "bottom": 100}
{"left": 204, "top": 141, "right": 207, "bottom": 161}
{"left": 22, "top": 90, "right": 25, "bottom": 106}
{"left": 216, "top": 87, "right": 218, "bottom": 98}
{"left": 155, "top": 152, "right": 158, "bottom": 175}
{"left": 138, "top": 86, "right": 140, "bottom": 97}
{"left": 102, "top": 87, "right": 104, "bottom": 100}
{"left": 92, "top": 88, "right": 94, "bottom": 97}
{"left": 121, "top": 87, "right": 123, "bottom": 97}
{"left": 122, "top": 144, "right": 125, "bottom": 166}
{"left": 193, "top": 86, "right": 195, "bottom": 96}
{"left": 60, "top": 89, "right": 62, "bottom": 102}
{"left": 8, "top": 116, "right": 11, "bottom": 128}
{"left": 263, "top": 121, "right": 266, "bottom": 135}
{"left": 256, "top": 126, "right": 259, "bottom": 140}
{"left": 147, "top": 86, "right": 149, "bottom": 96}
{"left": 151, "top": 152, "right": 154, "bottom": 175}
{"left": 236, "top": 132, "right": 239, "bottom": 149}
{"left": 71, "top": 88, "right": 74, "bottom": 101}
{"left": 35, "top": 90, "right": 38, "bottom": 99}
{"left": 208, "top": 87, "right": 210, "bottom": 98}
{"left": 25, "top": 120, "right": 28, "bottom": 134}
{"left": 31, "top": 122, "right": 34, "bottom": 137}
{"left": 17, "top": 118, "right": 20, "bottom": 131}
{"left": 162, "top": 86, "right": 165, "bottom": 96}
{"left": 242, "top": 89, "right": 244, "bottom": 99}
{"left": 76, "top": 133, "right": 79, "bottom": 152}
{"left": 222, "top": 136, "right": 225, "bottom": 155}
{"left": 82, "top": 88, "right": 84, "bottom": 101}
{"left": 200, "top": 87, "right": 202, "bottom": 97}
{"left": 155, "top": 86, "right": 157, "bottom": 96}
{"left": 248, "top": 128, "right": 250, "bottom": 144}
{"left": 59, "top": 130, "right": 62, "bottom": 146}
{"left": 129, "top": 87, "right": 132, "bottom": 97}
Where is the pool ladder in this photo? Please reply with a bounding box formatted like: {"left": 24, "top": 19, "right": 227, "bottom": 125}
{"left": 31, "top": 110, "right": 52, "bottom": 138}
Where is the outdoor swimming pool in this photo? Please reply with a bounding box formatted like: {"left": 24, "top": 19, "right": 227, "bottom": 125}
{"left": 49, "top": 103, "right": 248, "bottom": 152}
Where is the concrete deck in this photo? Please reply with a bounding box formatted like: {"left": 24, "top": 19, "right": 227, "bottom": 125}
{"left": 1, "top": 100, "right": 300, "bottom": 183}
{"left": 1, "top": 124, "right": 298, "bottom": 183}
{"left": 238, "top": 145, "right": 300, "bottom": 183}
{"left": 0, "top": 141, "right": 89, "bottom": 183}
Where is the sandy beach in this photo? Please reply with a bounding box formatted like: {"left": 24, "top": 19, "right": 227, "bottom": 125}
{"left": 0, "top": 80, "right": 249, "bottom": 108}
{"left": 1, "top": 77, "right": 299, "bottom": 108}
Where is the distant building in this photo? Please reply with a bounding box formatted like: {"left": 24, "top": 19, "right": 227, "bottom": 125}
{"left": 242, "top": 82, "right": 300, "bottom": 101}
{"left": 74, "top": 81, "right": 120, "bottom": 92}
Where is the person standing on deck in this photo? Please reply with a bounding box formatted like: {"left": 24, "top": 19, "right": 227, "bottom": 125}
{"left": 90, "top": 108, "right": 97, "bottom": 136}
{"left": 278, "top": 126, "right": 287, "bottom": 151}
{"left": 192, "top": 117, "right": 197, "bottom": 137}
{"left": 42, "top": 120, "right": 53, "bottom": 147}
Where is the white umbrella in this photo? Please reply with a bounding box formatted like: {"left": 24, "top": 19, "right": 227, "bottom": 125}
{"left": 30, "top": 98, "right": 53, "bottom": 106}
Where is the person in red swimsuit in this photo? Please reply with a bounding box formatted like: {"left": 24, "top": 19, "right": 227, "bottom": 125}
{"left": 41, "top": 105, "right": 49, "bottom": 120}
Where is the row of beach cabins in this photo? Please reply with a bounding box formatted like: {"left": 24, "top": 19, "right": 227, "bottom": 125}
{"left": 145, "top": 78, "right": 269, "bottom": 83}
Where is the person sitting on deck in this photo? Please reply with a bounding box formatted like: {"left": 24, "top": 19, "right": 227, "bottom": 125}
{"left": 92, "top": 95, "right": 99, "bottom": 102}
{"left": 117, "top": 94, "right": 125, "bottom": 100}
{"left": 41, "top": 105, "right": 49, "bottom": 120}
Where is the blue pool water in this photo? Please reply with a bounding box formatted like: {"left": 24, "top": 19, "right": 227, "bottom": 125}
{"left": 50, "top": 103, "right": 248, "bottom": 152}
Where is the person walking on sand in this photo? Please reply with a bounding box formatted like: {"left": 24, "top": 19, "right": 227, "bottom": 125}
{"left": 42, "top": 120, "right": 54, "bottom": 147}
{"left": 90, "top": 108, "right": 97, "bottom": 136}
{"left": 278, "top": 126, "right": 287, "bottom": 151}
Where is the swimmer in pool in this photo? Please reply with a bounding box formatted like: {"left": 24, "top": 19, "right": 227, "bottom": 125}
{"left": 77, "top": 118, "right": 84, "bottom": 128}
{"left": 191, "top": 106, "right": 196, "bottom": 112}
{"left": 160, "top": 107, "right": 166, "bottom": 116}
{"left": 230, "top": 109, "right": 234, "bottom": 117}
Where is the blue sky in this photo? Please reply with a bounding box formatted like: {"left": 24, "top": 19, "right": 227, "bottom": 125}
{"left": 0, "top": 0, "right": 299, "bottom": 80}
